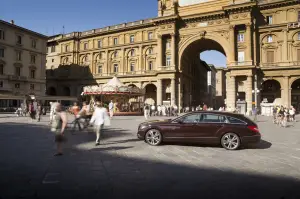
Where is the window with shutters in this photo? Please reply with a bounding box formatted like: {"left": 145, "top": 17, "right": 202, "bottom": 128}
{"left": 0, "top": 64, "right": 3, "bottom": 75}
{"left": 267, "top": 51, "right": 275, "bottom": 63}
{"left": 0, "top": 48, "right": 4, "bottom": 58}
{"left": 149, "top": 61, "right": 153, "bottom": 70}
{"left": 0, "top": 29, "right": 4, "bottom": 40}
{"left": 98, "top": 65, "right": 103, "bottom": 74}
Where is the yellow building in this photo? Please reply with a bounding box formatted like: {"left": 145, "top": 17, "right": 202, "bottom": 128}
{"left": 46, "top": 0, "right": 300, "bottom": 112}
{"left": 0, "top": 20, "right": 47, "bottom": 108}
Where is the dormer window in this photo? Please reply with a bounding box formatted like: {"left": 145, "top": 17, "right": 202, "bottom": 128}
{"left": 16, "top": 35, "right": 22, "bottom": 45}
{"left": 84, "top": 43, "right": 88, "bottom": 50}
{"left": 114, "top": 38, "right": 118, "bottom": 45}
{"left": 266, "top": 16, "right": 273, "bottom": 25}
{"left": 130, "top": 35, "right": 135, "bottom": 43}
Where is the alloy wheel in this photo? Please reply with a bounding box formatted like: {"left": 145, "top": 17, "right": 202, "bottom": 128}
{"left": 145, "top": 129, "right": 162, "bottom": 146}
{"left": 221, "top": 133, "right": 240, "bottom": 150}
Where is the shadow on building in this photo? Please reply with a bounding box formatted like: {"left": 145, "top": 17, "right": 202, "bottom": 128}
{"left": 46, "top": 64, "right": 97, "bottom": 105}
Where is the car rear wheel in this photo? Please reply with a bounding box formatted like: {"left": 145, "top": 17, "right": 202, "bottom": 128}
{"left": 221, "top": 133, "right": 240, "bottom": 150}
{"left": 145, "top": 129, "right": 162, "bottom": 146}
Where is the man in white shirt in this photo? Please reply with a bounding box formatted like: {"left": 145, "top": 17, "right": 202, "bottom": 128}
{"left": 109, "top": 100, "right": 114, "bottom": 119}
{"left": 90, "top": 101, "right": 109, "bottom": 146}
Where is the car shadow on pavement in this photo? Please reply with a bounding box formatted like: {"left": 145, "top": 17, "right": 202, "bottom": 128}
{"left": 243, "top": 139, "right": 272, "bottom": 150}
{"left": 162, "top": 139, "right": 272, "bottom": 150}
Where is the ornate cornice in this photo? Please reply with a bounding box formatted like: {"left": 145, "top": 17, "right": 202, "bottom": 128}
{"left": 258, "top": 0, "right": 299, "bottom": 10}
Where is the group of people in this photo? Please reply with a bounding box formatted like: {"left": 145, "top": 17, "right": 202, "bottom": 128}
{"left": 272, "top": 105, "right": 296, "bottom": 127}
{"left": 50, "top": 101, "right": 111, "bottom": 156}
{"left": 15, "top": 101, "right": 44, "bottom": 122}
{"left": 143, "top": 104, "right": 179, "bottom": 119}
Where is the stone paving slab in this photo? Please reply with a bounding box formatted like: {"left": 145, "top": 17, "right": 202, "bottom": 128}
{"left": 1, "top": 114, "right": 300, "bottom": 199}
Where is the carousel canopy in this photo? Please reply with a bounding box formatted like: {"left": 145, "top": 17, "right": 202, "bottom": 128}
{"left": 82, "top": 76, "right": 142, "bottom": 95}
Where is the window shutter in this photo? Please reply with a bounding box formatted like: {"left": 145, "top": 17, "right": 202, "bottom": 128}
{"left": 267, "top": 51, "right": 274, "bottom": 63}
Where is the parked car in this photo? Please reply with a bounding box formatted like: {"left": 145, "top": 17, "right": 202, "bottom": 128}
{"left": 137, "top": 111, "right": 261, "bottom": 150}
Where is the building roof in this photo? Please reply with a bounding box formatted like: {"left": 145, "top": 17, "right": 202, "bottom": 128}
{"left": 0, "top": 19, "right": 48, "bottom": 39}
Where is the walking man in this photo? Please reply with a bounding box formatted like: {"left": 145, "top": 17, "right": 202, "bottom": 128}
{"left": 51, "top": 103, "right": 68, "bottom": 156}
{"left": 90, "top": 102, "right": 108, "bottom": 146}
{"left": 109, "top": 100, "right": 114, "bottom": 119}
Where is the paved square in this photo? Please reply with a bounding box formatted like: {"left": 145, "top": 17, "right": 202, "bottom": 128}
{"left": 0, "top": 114, "right": 300, "bottom": 199}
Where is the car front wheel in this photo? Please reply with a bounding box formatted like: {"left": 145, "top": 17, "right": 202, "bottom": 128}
{"left": 145, "top": 129, "right": 162, "bottom": 146}
{"left": 221, "top": 133, "right": 240, "bottom": 150}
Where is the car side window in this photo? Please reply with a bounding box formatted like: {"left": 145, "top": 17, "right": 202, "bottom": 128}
{"left": 181, "top": 114, "right": 201, "bottom": 124}
{"left": 227, "top": 117, "right": 246, "bottom": 124}
{"left": 201, "top": 114, "right": 227, "bottom": 123}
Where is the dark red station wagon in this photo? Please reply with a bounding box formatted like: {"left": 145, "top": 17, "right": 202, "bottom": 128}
{"left": 137, "top": 111, "right": 261, "bottom": 150}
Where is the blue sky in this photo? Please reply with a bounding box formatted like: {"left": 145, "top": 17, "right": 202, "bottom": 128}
{"left": 1, "top": 0, "right": 226, "bottom": 67}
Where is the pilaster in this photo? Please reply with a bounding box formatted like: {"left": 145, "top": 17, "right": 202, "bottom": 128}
{"left": 171, "top": 78, "right": 176, "bottom": 106}
{"left": 157, "top": 79, "right": 163, "bottom": 106}
{"left": 246, "top": 75, "right": 253, "bottom": 114}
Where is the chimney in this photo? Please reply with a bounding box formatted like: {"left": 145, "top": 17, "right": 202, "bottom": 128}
{"left": 11, "top": 20, "right": 14, "bottom": 25}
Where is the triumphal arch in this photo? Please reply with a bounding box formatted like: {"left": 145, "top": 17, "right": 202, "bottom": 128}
{"left": 47, "top": 0, "right": 300, "bottom": 112}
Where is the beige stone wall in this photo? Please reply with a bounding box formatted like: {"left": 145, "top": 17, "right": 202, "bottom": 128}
{"left": 46, "top": 0, "right": 300, "bottom": 111}
{"left": 0, "top": 20, "right": 47, "bottom": 99}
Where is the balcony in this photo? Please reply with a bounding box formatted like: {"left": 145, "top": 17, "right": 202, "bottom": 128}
{"left": 8, "top": 75, "right": 27, "bottom": 81}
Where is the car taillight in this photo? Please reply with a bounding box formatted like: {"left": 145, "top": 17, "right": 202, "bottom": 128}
{"left": 248, "top": 125, "right": 259, "bottom": 133}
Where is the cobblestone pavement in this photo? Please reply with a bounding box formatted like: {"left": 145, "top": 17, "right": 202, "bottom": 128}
{"left": 0, "top": 114, "right": 300, "bottom": 199}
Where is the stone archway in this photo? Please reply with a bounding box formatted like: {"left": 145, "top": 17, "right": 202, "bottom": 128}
{"left": 261, "top": 80, "right": 281, "bottom": 104}
{"left": 144, "top": 84, "right": 157, "bottom": 105}
{"left": 291, "top": 78, "right": 300, "bottom": 111}
{"left": 178, "top": 32, "right": 230, "bottom": 106}
{"left": 179, "top": 32, "right": 231, "bottom": 70}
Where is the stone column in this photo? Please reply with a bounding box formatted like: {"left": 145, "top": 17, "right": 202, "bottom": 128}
{"left": 139, "top": 46, "right": 143, "bottom": 72}
{"left": 246, "top": 75, "right": 253, "bottom": 114}
{"left": 171, "top": 33, "right": 176, "bottom": 67}
{"left": 283, "top": 29, "right": 288, "bottom": 62}
{"left": 105, "top": 50, "right": 109, "bottom": 74}
{"left": 282, "top": 76, "right": 289, "bottom": 107}
{"left": 157, "top": 79, "right": 163, "bottom": 106}
{"left": 157, "top": 34, "right": 163, "bottom": 67}
{"left": 226, "top": 74, "right": 236, "bottom": 111}
{"left": 171, "top": 78, "right": 176, "bottom": 106}
{"left": 229, "top": 25, "right": 236, "bottom": 65}
{"left": 246, "top": 23, "right": 252, "bottom": 63}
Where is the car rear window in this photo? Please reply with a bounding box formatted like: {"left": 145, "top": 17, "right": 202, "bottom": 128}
{"left": 201, "top": 114, "right": 227, "bottom": 123}
{"left": 227, "top": 117, "right": 246, "bottom": 125}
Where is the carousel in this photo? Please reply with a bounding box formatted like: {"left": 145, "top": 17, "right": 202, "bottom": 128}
{"left": 82, "top": 76, "right": 144, "bottom": 116}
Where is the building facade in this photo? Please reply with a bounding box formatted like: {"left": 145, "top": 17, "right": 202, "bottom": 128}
{"left": 0, "top": 20, "right": 47, "bottom": 107}
{"left": 46, "top": 0, "right": 300, "bottom": 112}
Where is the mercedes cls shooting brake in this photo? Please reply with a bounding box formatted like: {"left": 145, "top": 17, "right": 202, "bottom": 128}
{"left": 137, "top": 111, "right": 261, "bottom": 150}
